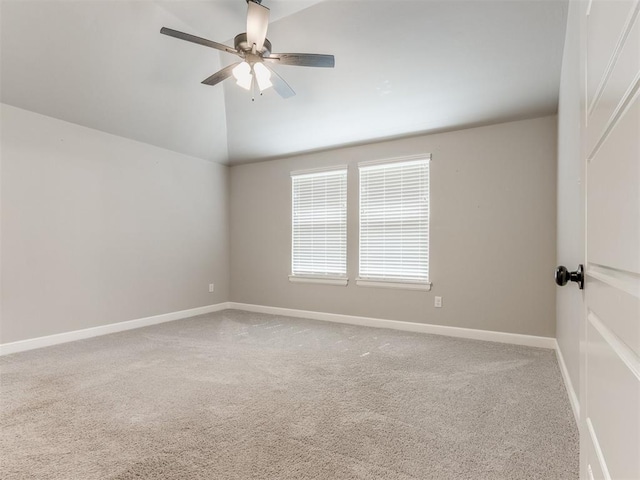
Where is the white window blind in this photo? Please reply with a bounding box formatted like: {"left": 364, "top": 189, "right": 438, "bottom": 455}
{"left": 359, "top": 157, "right": 430, "bottom": 285}
{"left": 291, "top": 168, "right": 347, "bottom": 281}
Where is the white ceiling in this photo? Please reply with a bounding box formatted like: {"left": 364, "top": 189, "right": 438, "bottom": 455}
{"left": 1, "top": 0, "right": 568, "bottom": 165}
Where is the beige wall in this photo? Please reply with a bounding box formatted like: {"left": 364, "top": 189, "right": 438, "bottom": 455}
{"left": 556, "top": 0, "right": 583, "bottom": 403}
{"left": 1, "top": 106, "right": 558, "bottom": 344}
{"left": 0, "top": 104, "right": 229, "bottom": 344}
{"left": 230, "top": 116, "right": 558, "bottom": 337}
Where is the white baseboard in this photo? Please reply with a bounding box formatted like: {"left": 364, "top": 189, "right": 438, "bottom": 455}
{"left": 1, "top": 301, "right": 558, "bottom": 355}
{"left": 555, "top": 340, "right": 580, "bottom": 425}
{"left": 228, "top": 302, "right": 556, "bottom": 349}
{"left": 0, "top": 302, "right": 231, "bottom": 356}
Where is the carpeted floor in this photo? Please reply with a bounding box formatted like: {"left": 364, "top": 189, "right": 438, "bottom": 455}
{"left": 0, "top": 309, "right": 578, "bottom": 479}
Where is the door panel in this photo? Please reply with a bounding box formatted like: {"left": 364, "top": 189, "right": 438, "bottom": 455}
{"left": 587, "top": 93, "right": 640, "bottom": 274}
{"left": 586, "top": 0, "right": 636, "bottom": 108}
{"left": 584, "top": 0, "right": 640, "bottom": 479}
{"left": 587, "top": 8, "right": 640, "bottom": 155}
{"left": 585, "top": 315, "right": 640, "bottom": 479}
{"left": 587, "top": 274, "right": 640, "bottom": 356}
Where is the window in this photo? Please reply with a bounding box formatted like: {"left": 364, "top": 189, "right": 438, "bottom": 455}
{"left": 358, "top": 155, "right": 431, "bottom": 290}
{"left": 290, "top": 167, "right": 348, "bottom": 285}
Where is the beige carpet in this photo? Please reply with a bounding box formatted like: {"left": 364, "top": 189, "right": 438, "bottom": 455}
{"left": 0, "top": 309, "right": 578, "bottom": 479}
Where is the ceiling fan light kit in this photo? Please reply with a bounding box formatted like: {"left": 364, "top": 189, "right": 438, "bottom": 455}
{"left": 253, "top": 62, "right": 273, "bottom": 91}
{"left": 160, "top": 0, "right": 335, "bottom": 99}
{"left": 232, "top": 61, "right": 253, "bottom": 90}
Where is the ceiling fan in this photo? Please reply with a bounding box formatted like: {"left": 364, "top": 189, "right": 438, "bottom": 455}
{"left": 160, "top": 0, "right": 335, "bottom": 99}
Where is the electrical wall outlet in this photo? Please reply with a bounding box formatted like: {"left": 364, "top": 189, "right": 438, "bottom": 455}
{"left": 209, "top": 283, "right": 215, "bottom": 293}
{"left": 434, "top": 296, "right": 442, "bottom": 308}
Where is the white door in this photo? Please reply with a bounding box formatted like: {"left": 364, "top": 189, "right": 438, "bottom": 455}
{"left": 581, "top": 0, "right": 640, "bottom": 479}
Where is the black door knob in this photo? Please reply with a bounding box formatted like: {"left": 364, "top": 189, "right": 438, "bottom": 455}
{"left": 555, "top": 265, "right": 584, "bottom": 290}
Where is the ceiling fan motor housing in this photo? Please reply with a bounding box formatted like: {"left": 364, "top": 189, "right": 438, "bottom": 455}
{"left": 234, "top": 33, "right": 272, "bottom": 56}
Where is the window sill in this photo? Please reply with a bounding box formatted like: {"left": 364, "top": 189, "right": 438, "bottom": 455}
{"left": 355, "top": 278, "right": 432, "bottom": 291}
{"left": 289, "top": 275, "right": 349, "bottom": 286}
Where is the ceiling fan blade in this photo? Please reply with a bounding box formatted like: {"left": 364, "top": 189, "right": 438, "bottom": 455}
{"left": 246, "top": 1, "right": 270, "bottom": 52}
{"left": 160, "top": 27, "right": 239, "bottom": 56}
{"left": 264, "top": 64, "right": 295, "bottom": 99}
{"left": 265, "top": 53, "right": 335, "bottom": 68}
{"left": 201, "top": 62, "right": 241, "bottom": 86}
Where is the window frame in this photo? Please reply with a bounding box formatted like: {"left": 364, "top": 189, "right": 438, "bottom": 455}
{"left": 356, "top": 154, "right": 432, "bottom": 291}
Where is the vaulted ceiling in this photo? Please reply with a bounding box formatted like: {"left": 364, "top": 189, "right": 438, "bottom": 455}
{"left": 0, "top": 0, "right": 568, "bottom": 165}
